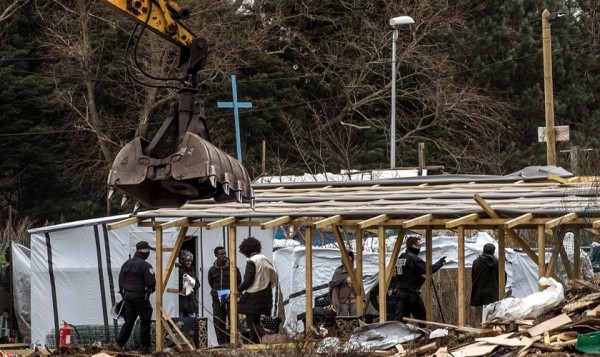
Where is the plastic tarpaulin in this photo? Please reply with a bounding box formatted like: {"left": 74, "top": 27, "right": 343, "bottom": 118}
{"left": 11, "top": 243, "right": 31, "bottom": 342}
{"left": 273, "top": 232, "right": 541, "bottom": 333}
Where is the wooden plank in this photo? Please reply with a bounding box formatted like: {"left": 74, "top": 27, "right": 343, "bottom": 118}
{"left": 537, "top": 225, "right": 545, "bottom": 288}
{"left": 305, "top": 226, "right": 313, "bottom": 330}
{"left": 505, "top": 213, "right": 533, "bottom": 229}
{"left": 378, "top": 225, "right": 387, "bottom": 322}
{"left": 403, "top": 214, "right": 433, "bottom": 228}
{"left": 593, "top": 219, "right": 600, "bottom": 228}
{"left": 155, "top": 227, "right": 164, "bottom": 351}
{"left": 425, "top": 227, "right": 433, "bottom": 321}
{"left": 475, "top": 336, "right": 525, "bottom": 346}
{"left": 206, "top": 217, "right": 237, "bottom": 230}
{"left": 261, "top": 216, "right": 292, "bottom": 229}
{"left": 229, "top": 226, "right": 238, "bottom": 342}
{"left": 574, "top": 228, "right": 581, "bottom": 279}
{"left": 160, "top": 307, "right": 195, "bottom": 350}
{"left": 160, "top": 217, "right": 190, "bottom": 230}
{"left": 355, "top": 226, "right": 364, "bottom": 316}
{"left": 402, "top": 317, "right": 484, "bottom": 334}
{"left": 314, "top": 215, "right": 342, "bottom": 229}
{"left": 162, "top": 316, "right": 184, "bottom": 351}
{"left": 385, "top": 228, "right": 405, "bottom": 291}
{"left": 573, "top": 279, "right": 600, "bottom": 293}
{"left": 458, "top": 226, "right": 466, "bottom": 326}
{"left": 544, "top": 236, "right": 563, "bottom": 278}
{"left": 559, "top": 243, "right": 574, "bottom": 280}
{"left": 449, "top": 342, "right": 497, "bottom": 357}
{"left": 332, "top": 226, "right": 359, "bottom": 295}
{"left": 107, "top": 217, "right": 141, "bottom": 230}
{"left": 357, "top": 214, "right": 390, "bottom": 229}
{"left": 446, "top": 213, "right": 479, "bottom": 228}
{"left": 546, "top": 213, "right": 577, "bottom": 229}
{"left": 527, "top": 313, "right": 572, "bottom": 337}
{"left": 395, "top": 342, "right": 437, "bottom": 357}
{"left": 161, "top": 227, "right": 188, "bottom": 293}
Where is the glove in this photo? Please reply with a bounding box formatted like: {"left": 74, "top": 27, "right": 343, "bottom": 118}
{"left": 437, "top": 256, "right": 447, "bottom": 265}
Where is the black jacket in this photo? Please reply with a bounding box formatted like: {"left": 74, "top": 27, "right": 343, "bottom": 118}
{"left": 395, "top": 250, "right": 444, "bottom": 292}
{"left": 119, "top": 252, "right": 156, "bottom": 299}
{"left": 179, "top": 265, "right": 200, "bottom": 314}
{"left": 237, "top": 260, "right": 273, "bottom": 316}
{"left": 207, "top": 258, "right": 241, "bottom": 303}
{"left": 470, "top": 253, "right": 499, "bottom": 306}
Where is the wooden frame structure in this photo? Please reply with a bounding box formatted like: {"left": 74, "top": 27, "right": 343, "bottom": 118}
{"left": 108, "top": 173, "right": 600, "bottom": 349}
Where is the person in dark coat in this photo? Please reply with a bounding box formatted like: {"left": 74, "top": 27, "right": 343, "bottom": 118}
{"left": 117, "top": 241, "right": 156, "bottom": 352}
{"left": 178, "top": 249, "right": 200, "bottom": 318}
{"left": 237, "top": 237, "right": 278, "bottom": 344}
{"left": 207, "top": 246, "right": 241, "bottom": 345}
{"left": 470, "top": 243, "right": 500, "bottom": 324}
{"left": 393, "top": 236, "right": 445, "bottom": 322}
{"left": 328, "top": 251, "right": 357, "bottom": 316}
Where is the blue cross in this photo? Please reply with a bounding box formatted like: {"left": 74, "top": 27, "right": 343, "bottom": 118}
{"left": 217, "top": 75, "right": 253, "bottom": 163}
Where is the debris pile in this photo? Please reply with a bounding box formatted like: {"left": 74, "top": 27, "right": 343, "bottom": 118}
{"left": 323, "top": 279, "right": 600, "bottom": 356}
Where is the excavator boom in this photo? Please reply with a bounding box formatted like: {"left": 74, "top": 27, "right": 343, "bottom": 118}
{"left": 103, "top": 0, "right": 255, "bottom": 208}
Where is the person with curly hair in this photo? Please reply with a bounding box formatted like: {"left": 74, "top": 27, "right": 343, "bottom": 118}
{"left": 237, "top": 237, "right": 278, "bottom": 344}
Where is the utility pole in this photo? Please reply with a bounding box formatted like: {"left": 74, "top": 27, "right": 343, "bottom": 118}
{"left": 542, "top": 9, "right": 556, "bottom": 166}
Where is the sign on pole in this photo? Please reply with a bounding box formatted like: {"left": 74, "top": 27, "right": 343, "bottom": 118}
{"left": 538, "top": 126, "right": 570, "bottom": 142}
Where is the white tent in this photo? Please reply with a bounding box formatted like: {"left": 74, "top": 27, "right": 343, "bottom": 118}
{"left": 26, "top": 215, "right": 274, "bottom": 347}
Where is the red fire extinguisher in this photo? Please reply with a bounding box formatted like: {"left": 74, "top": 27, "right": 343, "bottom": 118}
{"left": 59, "top": 321, "right": 72, "bottom": 347}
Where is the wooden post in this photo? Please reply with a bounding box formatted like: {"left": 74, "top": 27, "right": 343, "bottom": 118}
{"left": 355, "top": 226, "right": 364, "bottom": 316}
{"left": 155, "top": 227, "right": 164, "bottom": 351}
{"left": 542, "top": 9, "right": 556, "bottom": 166}
{"left": 574, "top": 229, "right": 581, "bottom": 279}
{"left": 425, "top": 227, "right": 433, "bottom": 321}
{"left": 305, "top": 226, "right": 313, "bottom": 329}
{"left": 418, "top": 142, "right": 425, "bottom": 176}
{"left": 262, "top": 140, "right": 266, "bottom": 175}
{"left": 498, "top": 229, "right": 506, "bottom": 299}
{"left": 570, "top": 146, "right": 579, "bottom": 174}
{"left": 538, "top": 225, "right": 545, "bottom": 290}
{"left": 378, "top": 226, "right": 387, "bottom": 322}
{"left": 229, "top": 226, "right": 238, "bottom": 343}
{"left": 458, "top": 226, "right": 466, "bottom": 326}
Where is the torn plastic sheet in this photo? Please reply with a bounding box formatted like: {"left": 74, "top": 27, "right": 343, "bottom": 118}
{"left": 347, "top": 321, "right": 425, "bottom": 351}
{"left": 486, "top": 277, "right": 564, "bottom": 321}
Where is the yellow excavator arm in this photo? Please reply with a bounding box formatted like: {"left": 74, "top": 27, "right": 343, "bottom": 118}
{"left": 102, "top": 0, "right": 255, "bottom": 209}
{"left": 99, "top": 0, "right": 194, "bottom": 48}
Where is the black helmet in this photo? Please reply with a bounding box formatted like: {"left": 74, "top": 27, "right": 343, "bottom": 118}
{"left": 179, "top": 249, "right": 193, "bottom": 264}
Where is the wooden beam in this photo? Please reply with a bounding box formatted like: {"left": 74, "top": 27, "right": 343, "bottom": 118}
{"left": 155, "top": 227, "right": 164, "bottom": 351}
{"left": 107, "top": 217, "right": 141, "bottom": 230}
{"left": 546, "top": 213, "right": 578, "bottom": 229}
{"left": 229, "top": 226, "right": 238, "bottom": 343}
{"left": 385, "top": 228, "right": 405, "bottom": 291}
{"left": 206, "top": 217, "right": 237, "bottom": 230}
{"left": 574, "top": 228, "right": 581, "bottom": 279}
{"left": 355, "top": 226, "right": 364, "bottom": 316}
{"left": 332, "top": 226, "right": 360, "bottom": 295}
{"left": 545, "top": 236, "right": 564, "bottom": 278}
{"left": 505, "top": 213, "right": 533, "bottom": 229}
{"left": 261, "top": 216, "right": 292, "bottom": 229}
{"left": 314, "top": 215, "right": 342, "bottom": 229}
{"left": 357, "top": 214, "right": 389, "bottom": 229}
{"left": 446, "top": 213, "right": 479, "bottom": 228}
{"left": 498, "top": 229, "right": 506, "bottom": 299}
{"left": 305, "top": 226, "right": 313, "bottom": 330}
{"left": 162, "top": 227, "right": 188, "bottom": 293}
{"left": 548, "top": 174, "right": 568, "bottom": 184}
{"left": 425, "top": 227, "right": 433, "bottom": 321}
{"left": 160, "top": 217, "right": 190, "bottom": 230}
{"left": 474, "top": 194, "right": 495, "bottom": 217}
{"left": 559, "top": 242, "right": 574, "bottom": 281}
{"left": 537, "top": 225, "right": 545, "bottom": 291}
{"left": 458, "top": 226, "right": 466, "bottom": 327}
{"left": 403, "top": 214, "right": 433, "bottom": 228}
{"left": 160, "top": 307, "right": 194, "bottom": 350}
{"left": 593, "top": 219, "right": 600, "bottom": 228}
{"left": 378, "top": 225, "right": 386, "bottom": 322}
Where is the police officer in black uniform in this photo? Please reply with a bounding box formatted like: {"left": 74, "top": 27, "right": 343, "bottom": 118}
{"left": 117, "top": 241, "right": 156, "bottom": 352}
{"left": 394, "top": 236, "right": 445, "bottom": 321}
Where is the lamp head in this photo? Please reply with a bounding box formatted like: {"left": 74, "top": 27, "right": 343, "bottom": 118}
{"left": 547, "top": 12, "right": 565, "bottom": 22}
{"left": 390, "top": 16, "right": 415, "bottom": 27}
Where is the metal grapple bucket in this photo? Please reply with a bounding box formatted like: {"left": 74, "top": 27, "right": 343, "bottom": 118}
{"left": 108, "top": 133, "right": 254, "bottom": 208}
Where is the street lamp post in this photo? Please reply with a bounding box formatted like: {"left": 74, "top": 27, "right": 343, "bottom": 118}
{"left": 389, "top": 16, "right": 414, "bottom": 169}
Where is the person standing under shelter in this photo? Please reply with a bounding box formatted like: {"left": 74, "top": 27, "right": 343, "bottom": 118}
{"left": 394, "top": 236, "right": 446, "bottom": 321}
{"left": 328, "top": 250, "right": 357, "bottom": 316}
{"left": 208, "top": 246, "right": 241, "bottom": 345}
{"left": 237, "top": 237, "right": 278, "bottom": 344}
{"left": 117, "top": 241, "right": 156, "bottom": 352}
{"left": 178, "top": 249, "right": 200, "bottom": 318}
{"left": 470, "top": 243, "right": 499, "bottom": 324}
